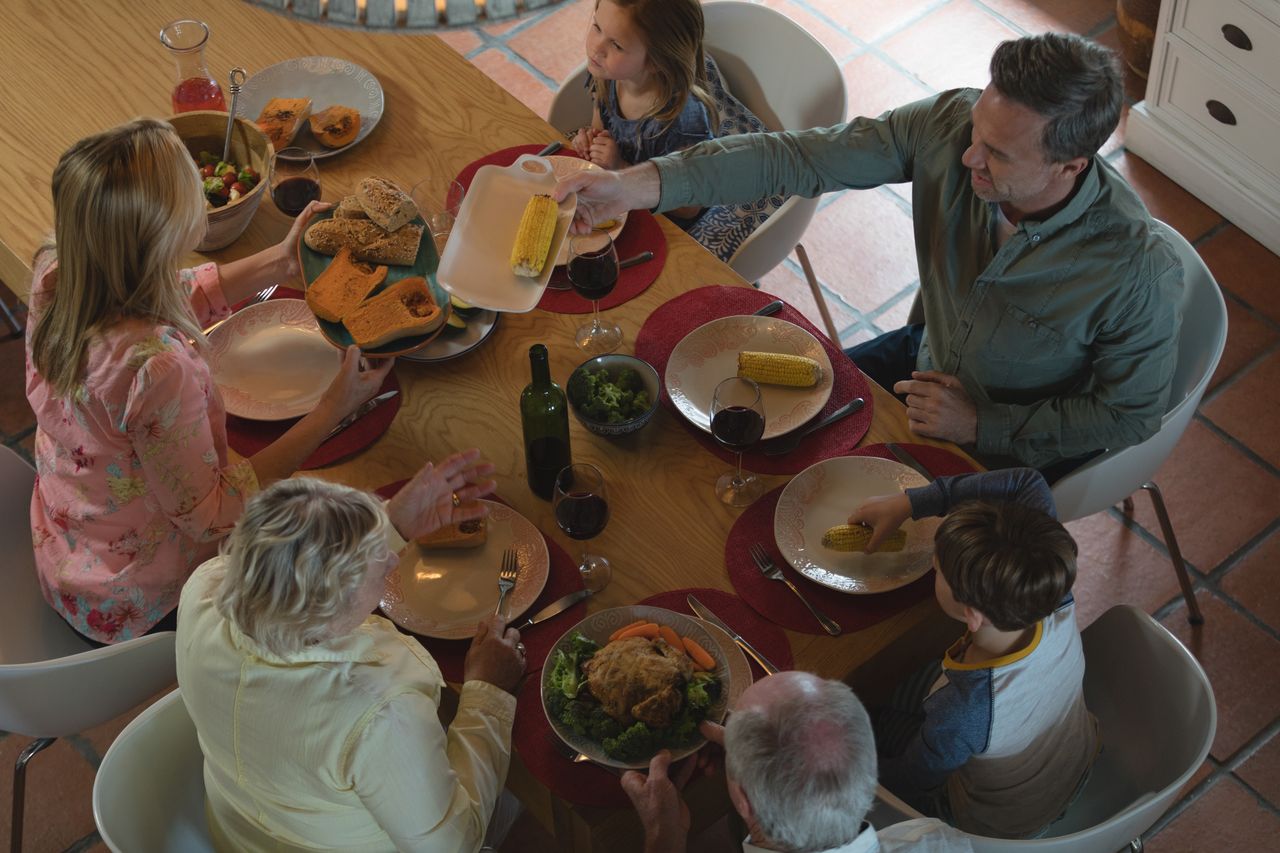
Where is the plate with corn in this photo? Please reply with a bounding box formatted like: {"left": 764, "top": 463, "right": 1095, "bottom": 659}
{"left": 436, "top": 155, "right": 576, "bottom": 313}
{"left": 665, "top": 315, "right": 834, "bottom": 440}
{"left": 773, "top": 456, "right": 941, "bottom": 594}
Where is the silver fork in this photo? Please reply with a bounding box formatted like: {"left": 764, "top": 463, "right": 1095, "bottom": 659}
{"left": 748, "top": 543, "right": 841, "bottom": 636}
{"left": 496, "top": 549, "right": 519, "bottom": 616}
{"left": 202, "top": 284, "right": 279, "bottom": 335}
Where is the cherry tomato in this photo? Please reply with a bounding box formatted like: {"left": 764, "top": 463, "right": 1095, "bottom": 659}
{"left": 200, "top": 164, "right": 216, "bottom": 178}
{"left": 221, "top": 168, "right": 238, "bottom": 183}
{"left": 230, "top": 181, "right": 248, "bottom": 196}
{"left": 212, "top": 181, "right": 231, "bottom": 198}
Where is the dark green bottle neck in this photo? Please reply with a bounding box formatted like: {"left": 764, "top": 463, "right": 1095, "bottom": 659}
{"left": 528, "top": 344, "right": 552, "bottom": 387}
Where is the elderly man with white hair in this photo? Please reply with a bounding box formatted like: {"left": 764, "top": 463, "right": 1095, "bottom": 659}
{"left": 622, "top": 671, "right": 971, "bottom": 853}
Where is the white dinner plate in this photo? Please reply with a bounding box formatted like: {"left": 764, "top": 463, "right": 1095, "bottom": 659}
{"left": 238, "top": 56, "right": 384, "bottom": 159}
{"left": 541, "top": 605, "right": 749, "bottom": 770}
{"left": 665, "top": 315, "right": 834, "bottom": 440}
{"left": 398, "top": 309, "right": 500, "bottom": 364}
{"left": 436, "top": 155, "right": 577, "bottom": 313}
{"left": 546, "top": 156, "right": 627, "bottom": 266}
{"left": 774, "top": 456, "right": 941, "bottom": 594}
{"left": 207, "top": 299, "right": 341, "bottom": 420}
{"left": 379, "top": 500, "right": 550, "bottom": 639}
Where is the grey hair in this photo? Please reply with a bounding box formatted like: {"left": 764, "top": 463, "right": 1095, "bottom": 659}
{"left": 216, "top": 477, "right": 390, "bottom": 657}
{"left": 989, "top": 33, "right": 1123, "bottom": 163}
{"left": 726, "top": 678, "right": 877, "bottom": 852}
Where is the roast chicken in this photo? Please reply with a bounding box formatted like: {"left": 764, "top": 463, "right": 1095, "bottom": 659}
{"left": 583, "top": 636, "right": 695, "bottom": 727}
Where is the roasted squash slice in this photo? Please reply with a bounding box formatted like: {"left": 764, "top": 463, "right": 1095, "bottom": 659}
{"left": 309, "top": 105, "right": 361, "bottom": 149}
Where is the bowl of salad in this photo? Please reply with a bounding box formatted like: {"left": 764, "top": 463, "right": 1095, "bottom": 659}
{"left": 566, "top": 354, "right": 660, "bottom": 437}
{"left": 169, "top": 111, "right": 272, "bottom": 252}
{"left": 541, "top": 605, "right": 749, "bottom": 770}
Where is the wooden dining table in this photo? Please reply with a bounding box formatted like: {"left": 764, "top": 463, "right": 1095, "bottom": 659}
{"left": 2, "top": 1, "right": 974, "bottom": 849}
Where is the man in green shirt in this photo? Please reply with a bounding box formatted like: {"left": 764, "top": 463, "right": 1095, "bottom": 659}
{"left": 555, "top": 34, "right": 1182, "bottom": 477}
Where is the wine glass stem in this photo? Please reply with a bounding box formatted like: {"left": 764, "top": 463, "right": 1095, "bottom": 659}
{"left": 591, "top": 299, "right": 602, "bottom": 333}
{"left": 734, "top": 451, "right": 745, "bottom": 487}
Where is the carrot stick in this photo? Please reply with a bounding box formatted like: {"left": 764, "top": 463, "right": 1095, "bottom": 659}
{"left": 615, "top": 622, "right": 661, "bottom": 641}
{"left": 682, "top": 637, "right": 715, "bottom": 671}
{"left": 658, "top": 625, "right": 683, "bottom": 651}
{"left": 609, "top": 619, "right": 648, "bottom": 642}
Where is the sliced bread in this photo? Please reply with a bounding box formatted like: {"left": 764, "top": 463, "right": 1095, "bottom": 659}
{"left": 304, "top": 218, "right": 423, "bottom": 266}
{"left": 334, "top": 195, "right": 369, "bottom": 219}
{"left": 357, "top": 177, "right": 418, "bottom": 232}
{"left": 305, "top": 247, "right": 387, "bottom": 322}
{"left": 343, "top": 277, "right": 444, "bottom": 348}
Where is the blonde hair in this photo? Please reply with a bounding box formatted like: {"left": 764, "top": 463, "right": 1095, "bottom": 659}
{"left": 31, "top": 118, "right": 208, "bottom": 396}
{"left": 217, "top": 478, "right": 391, "bottom": 657}
{"left": 590, "top": 0, "right": 718, "bottom": 134}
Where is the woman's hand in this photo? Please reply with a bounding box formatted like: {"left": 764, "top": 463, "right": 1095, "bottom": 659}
{"left": 588, "top": 130, "right": 624, "bottom": 170}
{"left": 846, "top": 492, "right": 913, "bottom": 553}
{"left": 464, "top": 614, "right": 525, "bottom": 694}
{"left": 317, "top": 345, "right": 395, "bottom": 422}
{"left": 385, "top": 448, "right": 497, "bottom": 541}
{"left": 278, "top": 199, "right": 333, "bottom": 279}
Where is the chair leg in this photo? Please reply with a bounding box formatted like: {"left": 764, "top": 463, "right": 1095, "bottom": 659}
{"left": 794, "top": 243, "right": 842, "bottom": 345}
{"left": 12, "top": 737, "right": 57, "bottom": 853}
{"left": 1122, "top": 496, "right": 1135, "bottom": 514}
{"left": 1140, "top": 481, "right": 1204, "bottom": 626}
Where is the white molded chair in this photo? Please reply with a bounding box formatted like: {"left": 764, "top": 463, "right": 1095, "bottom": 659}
{"left": 547, "top": 1, "right": 846, "bottom": 307}
{"left": 1051, "top": 221, "right": 1228, "bottom": 625}
{"left": 0, "top": 446, "right": 177, "bottom": 852}
{"left": 871, "top": 605, "right": 1216, "bottom": 852}
{"left": 93, "top": 688, "right": 214, "bottom": 852}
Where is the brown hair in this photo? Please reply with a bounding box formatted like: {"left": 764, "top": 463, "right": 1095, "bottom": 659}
{"left": 590, "top": 0, "right": 718, "bottom": 135}
{"left": 934, "top": 500, "right": 1077, "bottom": 631}
{"left": 31, "top": 118, "right": 207, "bottom": 396}
{"left": 988, "top": 33, "right": 1123, "bottom": 163}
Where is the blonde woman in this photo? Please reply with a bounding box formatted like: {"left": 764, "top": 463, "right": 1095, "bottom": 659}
{"left": 176, "top": 450, "right": 524, "bottom": 852}
{"left": 26, "top": 118, "right": 391, "bottom": 644}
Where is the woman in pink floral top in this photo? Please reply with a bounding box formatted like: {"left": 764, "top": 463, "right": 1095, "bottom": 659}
{"left": 26, "top": 119, "right": 392, "bottom": 644}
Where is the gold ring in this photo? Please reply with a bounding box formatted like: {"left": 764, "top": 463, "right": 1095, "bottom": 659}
{"left": 451, "top": 491, "right": 461, "bottom": 508}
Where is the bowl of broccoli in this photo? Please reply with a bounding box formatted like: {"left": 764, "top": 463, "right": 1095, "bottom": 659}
{"left": 565, "top": 354, "right": 661, "bottom": 437}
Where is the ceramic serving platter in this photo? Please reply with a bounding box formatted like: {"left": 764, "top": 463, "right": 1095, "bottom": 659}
{"left": 542, "top": 605, "right": 749, "bottom": 770}
{"left": 436, "top": 155, "right": 577, "bottom": 313}
{"left": 774, "top": 456, "right": 940, "bottom": 594}
{"left": 239, "top": 56, "right": 384, "bottom": 159}
{"left": 379, "top": 500, "right": 549, "bottom": 640}
{"left": 546, "top": 156, "right": 626, "bottom": 266}
{"left": 665, "top": 315, "right": 834, "bottom": 440}
{"left": 207, "top": 299, "right": 341, "bottom": 420}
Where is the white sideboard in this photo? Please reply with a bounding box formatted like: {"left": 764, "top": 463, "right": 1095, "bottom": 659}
{"left": 1126, "top": 0, "right": 1280, "bottom": 254}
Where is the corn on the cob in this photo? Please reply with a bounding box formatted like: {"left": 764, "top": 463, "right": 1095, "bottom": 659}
{"left": 821, "top": 524, "right": 907, "bottom": 553}
{"left": 510, "top": 194, "right": 558, "bottom": 277}
{"left": 737, "top": 351, "right": 822, "bottom": 387}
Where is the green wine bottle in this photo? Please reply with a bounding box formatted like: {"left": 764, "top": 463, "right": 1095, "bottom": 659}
{"left": 521, "top": 344, "right": 572, "bottom": 500}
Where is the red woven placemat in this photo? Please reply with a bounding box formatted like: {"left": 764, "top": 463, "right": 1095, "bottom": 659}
{"left": 453, "top": 144, "right": 668, "bottom": 314}
{"left": 373, "top": 482, "right": 587, "bottom": 683}
{"left": 725, "top": 444, "right": 977, "bottom": 634}
{"left": 222, "top": 287, "right": 402, "bottom": 469}
{"left": 638, "top": 587, "right": 793, "bottom": 681}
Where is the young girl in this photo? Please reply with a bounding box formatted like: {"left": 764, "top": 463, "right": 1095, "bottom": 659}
{"left": 572, "top": 0, "right": 716, "bottom": 224}
{"left": 26, "top": 118, "right": 390, "bottom": 644}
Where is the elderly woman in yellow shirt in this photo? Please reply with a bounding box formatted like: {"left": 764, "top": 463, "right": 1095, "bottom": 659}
{"left": 175, "top": 449, "right": 525, "bottom": 852}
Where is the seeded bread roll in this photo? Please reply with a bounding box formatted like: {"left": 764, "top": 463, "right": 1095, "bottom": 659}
{"left": 416, "top": 518, "right": 487, "bottom": 549}
{"left": 304, "top": 218, "right": 423, "bottom": 266}
{"left": 334, "top": 195, "right": 369, "bottom": 219}
{"left": 357, "top": 177, "right": 418, "bottom": 232}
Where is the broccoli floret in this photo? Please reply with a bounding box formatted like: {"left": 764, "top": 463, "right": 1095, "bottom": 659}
{"left": 547, "top": 648, "right": 582, "bottom": 699}
{"left": 686, "top": 672, "right": 717, "bottom": 710}
{"left": 604, "top": 721, "right": 661, "bottom": 762}
{"left": 570, "top": 632, "right": 600, "bottom": 660}
{"left": 571, "top": 367, "right": 651, "bottom": 424}
{"left": 560, "top": 699, "right": 623, "bottom": 741}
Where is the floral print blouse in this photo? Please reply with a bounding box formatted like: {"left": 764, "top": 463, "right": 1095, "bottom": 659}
{"left": 25, "top": 254, "right": 260, "bottom": 643}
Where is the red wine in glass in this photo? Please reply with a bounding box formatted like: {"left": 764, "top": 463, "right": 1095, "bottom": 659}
{"left": 555, "top": 493, "right": 610, "bottom": 540}
{"left": 711, "top": 406, "right": 766, "bottom": 450}
{"left": 272, "top": 176, "right": 321, "bottom": 216}
{"left": 567, "top": 252, "right": 619, "bottom": 301}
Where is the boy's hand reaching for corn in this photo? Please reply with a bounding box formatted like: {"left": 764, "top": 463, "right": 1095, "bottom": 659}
{"left": 844, "top": 492, "right": 913, "bottom": 553}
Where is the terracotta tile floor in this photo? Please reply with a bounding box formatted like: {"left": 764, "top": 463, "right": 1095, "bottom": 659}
{"left": 3, "top": 0, "right": 1279, "bottom": 849}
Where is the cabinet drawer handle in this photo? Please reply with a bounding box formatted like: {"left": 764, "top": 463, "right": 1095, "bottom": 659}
{"left": 1221, "top": 24, "right": 1253, "bottom": 51}
{"left": 1206, "top": 100, "right": 1237, "bottom": 126}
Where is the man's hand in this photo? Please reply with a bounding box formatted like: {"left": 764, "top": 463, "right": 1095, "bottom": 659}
{"left": 893, "top": 371, "right": 978, "bottom": 444}
{"left": 554, "top": 161, "right": 661, "bottom": 233}
{"left": 621, "top": 750, "right": 694, "bottom": 853}
{"left": 463, "top": 614, "right": 524, "bottom": 694}
{"left": 847, "top": 492, "right": 913, "bottom": 553}
{"left": 385, "top": 448, "right": 497, "bottom": 541}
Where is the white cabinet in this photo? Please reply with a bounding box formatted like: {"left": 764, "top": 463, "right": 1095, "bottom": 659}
{"left": 1127, "top": 0, "right": 1280, "bottom": 253}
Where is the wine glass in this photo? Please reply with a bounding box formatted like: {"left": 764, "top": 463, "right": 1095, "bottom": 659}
{"left": 710, "top": 377, "right": 766, "bottom": 507}
{"left": 410, "top": 179, "right": 466, "bottom": 256}
{"left": 567, "top": 233, "right": 622, "bottom": 356}
{"left": 553, "top": 463, "right": 612, "bottom": 593}
{"left": 269, "top": 148, "right": 321, "bottom": 216}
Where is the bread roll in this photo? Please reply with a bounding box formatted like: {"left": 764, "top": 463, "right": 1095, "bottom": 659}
{"left": 343, "top": 277, "right": 444, "bottom": 348}
{"left": 304, "top": 218, "right": 423, "bottom": 267}
{"left": 358, "top": 177, "right": 418, "bottom": 232}
{"left": 334, "top": 195, "right": 369, "bottom": 219}
{"left": 305, "top": 247, "right": 388, "bottom": 323}
{"left": 417, "top": 518, "right": 487, "bottom": 549}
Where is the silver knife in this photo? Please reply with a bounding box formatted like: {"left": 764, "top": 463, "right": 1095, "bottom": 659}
{"left": 512, "top": 589, "right": 591, "bottom": 630}
{"left": 323, "top": 390, "right": 398, "bottom": 442}
{"left": 536, "top": 141, "right": 563, "bottom": 157}
{"left": 886, "top": 442, "right": 935, "bottom": 482}
{"left": 619, "top": 250, "right": 653, "bottom": 269}
{"left": 761, "top": 396, "right": 865, "bottom": 456}
{"left": 687, "top": 595, "right": 780, "bottom": 675}
{"left": 753, "top": 299, "right": 784, "bottom": 317}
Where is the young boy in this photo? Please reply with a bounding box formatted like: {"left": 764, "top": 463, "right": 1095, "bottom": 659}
{"left": 850, "top": 468, "right": 1098, "bottom": 838}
